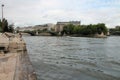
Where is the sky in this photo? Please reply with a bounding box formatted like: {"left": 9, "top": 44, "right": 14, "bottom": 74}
{"left": 0, "top": 0, "right": 120, "bottom": 28}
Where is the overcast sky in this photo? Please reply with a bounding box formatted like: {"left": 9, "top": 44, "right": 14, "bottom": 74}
{"left": 0, "top": 0, "right": 120, "bottom": 27}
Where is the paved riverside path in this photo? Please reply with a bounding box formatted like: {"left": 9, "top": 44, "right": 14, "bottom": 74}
{"left": 0, "top": 52, "right": 37, "bottom": 80}
{"left": 0, "top": 33, "right": 37, "bottom": 80}
{"left": 0, "top": 53, "right": 17, "bottom": 80}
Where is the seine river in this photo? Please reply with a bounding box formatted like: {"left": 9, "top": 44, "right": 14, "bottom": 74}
{"left": 23, "top": 36, "right": 120, "bottom": 80}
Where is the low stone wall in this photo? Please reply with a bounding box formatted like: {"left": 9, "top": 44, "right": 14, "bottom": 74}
{"left": 0, "top": 33, "right": 37, "bottom": 80}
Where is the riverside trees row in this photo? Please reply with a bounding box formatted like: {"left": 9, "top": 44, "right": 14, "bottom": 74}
{"left": 61, "top": 23, "right": 108, "bottom": 36}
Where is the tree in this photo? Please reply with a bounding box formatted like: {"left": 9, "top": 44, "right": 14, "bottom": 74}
{"left": 63, "top": 25, "right": 69, "bottom": 34}
{"left": 96, "top": 23, "right": 107, "bottom": 34}
{"left": 8, "top": 24, "right": 14, "bottom": 33}
{"left": 3, "top": 18, "right": 9, "bottom": 32}
{"left": 61, "top": 23, "right": 108, "bottom": 36}
{"left": 0, "top": 18, "right": 14, "bottom": 33}
{"left": 68, "top": 24, "right": 75, "bottom": 34}
{"left": 63, "top": 24, "right": 75, "bottom": 35}
{"left": 73, "top": 25, "right": 82, "bottom": 34}
{"left": 0, "top": 20, "right": 2, "bottom": 32}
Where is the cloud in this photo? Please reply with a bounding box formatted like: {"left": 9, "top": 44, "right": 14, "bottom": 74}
{"left": 0, "top": 0, "right": 120, "bottom": 27}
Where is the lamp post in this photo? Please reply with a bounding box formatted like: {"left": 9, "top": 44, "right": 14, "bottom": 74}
{"left": 1, "top": 4, "right": 4, "bottom": 21}
{"left": 1, "top": 4, "right": 4, "bottom": 32}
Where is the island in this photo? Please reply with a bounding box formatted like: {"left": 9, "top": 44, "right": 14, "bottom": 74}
{"left": 16, "top": 21, "right": 108, "bottom": 38}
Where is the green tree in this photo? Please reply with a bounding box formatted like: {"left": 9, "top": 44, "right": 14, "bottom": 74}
{"left": 0, "top": 18, "right": 14, "bottom": 33}
{"left": 0, "top": 20, "right": 2, "bottom": 32}
{"left": 62, "top": 23, "right": 108, "bottom": 36}
{"left": 68, "top": 24, "right": 75, "bottom": 34}
{"left": 2, "top": 18, "right": 9, "bottom": 32}
{"left": 63, "top": 25, "right": 69, "bottom": 34}
{"left": 96, "top": 23, "right": 107, "bottom": 34}
{"left": 8, "top": 24, "right": 14, "bottom": 33}
{"left": 73, "top": 25, "right": 82, "bottom": 34}
{"left": 63, "top": 24, "right": 75, "bottom": 35}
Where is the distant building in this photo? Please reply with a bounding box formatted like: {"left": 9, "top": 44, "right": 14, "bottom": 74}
{"left": 47, "top": 24, "right": 55, "bottom": 31}
{"left": 15, "top": 26, "right": 34, "bottom": 32}
{"left": 34, "top": 25, "right": 48, "bottom": 31}
{"left": 116, "top": 26, "right": 120, "bottom": 29}
{"left": 15, "top": 23, "right": 55, "bottom": 32}
{"left": 55, "top": 21, "right": 81, "bottom": 32}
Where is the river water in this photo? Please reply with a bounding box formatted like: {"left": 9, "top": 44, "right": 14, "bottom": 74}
{"left": 23, "top": 36, "right": 120, "bottom": 80}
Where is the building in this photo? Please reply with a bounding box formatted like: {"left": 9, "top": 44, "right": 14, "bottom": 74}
{"left": 34, "top": 23, "right": 55, "bottom": 31}
{"left": 34, "top": 25, "right": 49, "bottom": 31}
{"left": 116, "top": 26, "right": 120, "bottom": 29}
{"left": 15, "top": 23, "right": 55, "bottom": 32}
{"left": 15, "top": 26, "right": 34, "bottom": 32}
{"left": 55, "top": 21, "right": 81, "bottom": 32}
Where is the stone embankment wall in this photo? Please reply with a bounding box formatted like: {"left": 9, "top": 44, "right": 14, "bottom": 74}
{"left": 14, "top": 48, "right": 37, "bottom": 80}
{"left": 0, "top": 33, "right": 37, "bottom": 80}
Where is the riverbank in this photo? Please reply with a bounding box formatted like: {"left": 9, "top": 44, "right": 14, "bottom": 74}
{"left": 0, "top": 51, "right": 37, "bottom": 80}
{"left": 0, "top": 33, "right": 37, "bottom": 80}
{"left": 69, "top": 34, "right": 107, "bottom": 38}
{"left": 22, "top": 32, "right": 107, "bottom": 38}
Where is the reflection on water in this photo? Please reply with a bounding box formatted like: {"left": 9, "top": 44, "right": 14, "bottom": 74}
{"left": 23, "top": 36, "right": 120, "bottom": 80}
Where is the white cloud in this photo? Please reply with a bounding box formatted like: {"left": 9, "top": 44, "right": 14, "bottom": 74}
{"left": 0, "top": 0, "right": 120, "bottom": 28}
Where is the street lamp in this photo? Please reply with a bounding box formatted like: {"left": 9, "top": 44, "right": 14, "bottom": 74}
{"left": 1, "top": 4, "right": 4, "bottom": 21}
{"left": 2, "top": 4, "right": 4, "bottom": 20}
{"left": 1, "top": 4, "right": 4, "bottom": 31}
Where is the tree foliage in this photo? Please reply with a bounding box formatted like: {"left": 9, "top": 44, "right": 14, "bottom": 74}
{"left": 0, "top": 18, "right": 14, "bottom": 33}
{"left": 3, "top": 18, "right": 9, "bottom": 32}
{"left": 109, "top": 26, "right": 120, "bottom": 35}
{"left": 63, "top": 24, "right": 75, "bottom": 35}
{"left": 62, "top": 23, "right": 108, "bottom": 35}
{"left": 8, "top": 24, "right": 14, "bottom": 33}
{"left": 0, "top": 20, "right": 2, "bottom": 32}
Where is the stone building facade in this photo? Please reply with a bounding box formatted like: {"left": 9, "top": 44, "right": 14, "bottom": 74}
{"left": 55, "top": 21, "right": 81, "bottom": 32}
{"left": 16, "top": 24, "right": 55, "bottom": 32}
